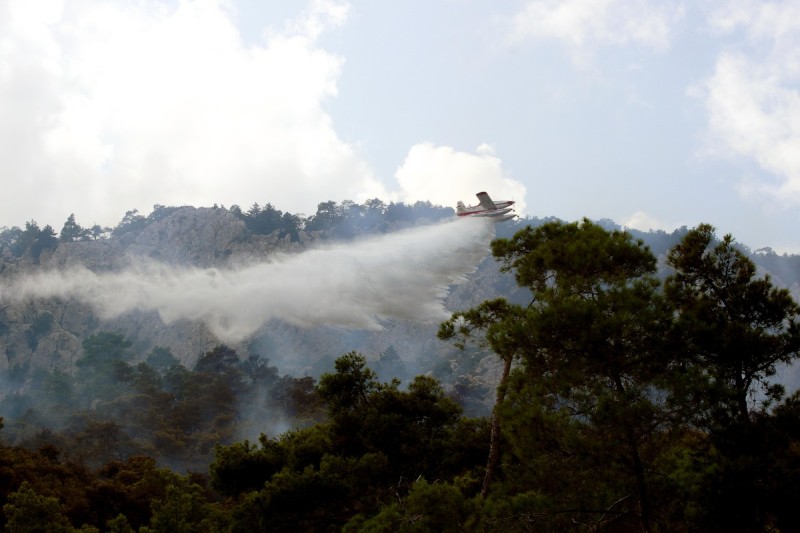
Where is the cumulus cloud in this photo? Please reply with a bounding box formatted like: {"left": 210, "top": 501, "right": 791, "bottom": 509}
{"left": 504, "top": 0, "right": 684, "bottom": 56}
{"left": 697, "top": 0, "right": 800, "bottom": 203}
{"left": 1, "top": 217, "right": 495, "bottom": 343}
{"left": 0, "top": 0, "right": 387, "bottom": 229}
{"left": 623, "top": 210, "right": 671, "bottom": 232}
{"left": 394, "top": 143, "right": 527, "bottom": 215}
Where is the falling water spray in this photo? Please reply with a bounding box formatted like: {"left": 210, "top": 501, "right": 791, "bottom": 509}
{"left": 0, "top": 218, "right": 495, "bottom": 342}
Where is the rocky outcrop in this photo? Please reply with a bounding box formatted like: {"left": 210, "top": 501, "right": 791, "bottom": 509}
{"left": 0, "top": 206, "right": 510, "bottom": 381}
{"left": 39, "top": 207, "right": 248, "bottom": 270}
{"left": 10, "top": 207, "right": 797, "bottom": 411}
{"left": 1, "top": 207, "right": 259, "bottom": 370}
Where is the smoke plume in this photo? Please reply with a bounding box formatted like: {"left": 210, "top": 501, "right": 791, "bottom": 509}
{"left": 1, "top": 218, "right": 494, "bottom": 343}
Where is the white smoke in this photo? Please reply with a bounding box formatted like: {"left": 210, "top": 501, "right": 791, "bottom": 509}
{"left": 1, "top": 218, "right": 494, "bottom": 343}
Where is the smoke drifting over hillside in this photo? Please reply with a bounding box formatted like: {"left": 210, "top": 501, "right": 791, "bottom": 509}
{"left": 1, "top": 218, "right": 494, "bottom": 343}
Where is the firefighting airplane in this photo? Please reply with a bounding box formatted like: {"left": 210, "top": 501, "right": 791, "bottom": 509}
{"left": 456, "top": 192, "right": 516, "bottom": 222}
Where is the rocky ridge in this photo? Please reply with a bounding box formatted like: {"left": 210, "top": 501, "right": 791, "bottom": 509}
{"left": 0, "top": 207, "right": 509, "bottom": 397}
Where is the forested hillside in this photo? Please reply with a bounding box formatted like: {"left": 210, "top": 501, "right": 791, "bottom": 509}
{"left": 0, "top": 201, "right": 799, "bottom": 530}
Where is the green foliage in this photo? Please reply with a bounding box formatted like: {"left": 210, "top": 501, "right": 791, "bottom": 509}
{"left": 193, "top": 344, "right": 240, "bottom": 375}
{"left": 79, "top": 332, "right": 134, "bottom": 368}
{"left": 442, "top": 219, "right": 679, "bottom": 527}
{"left": 470, "top": 491, "right": 557, "bottom": 532}
{"left": 210, "top": 436, "right": 285, "bottom": 497}
{"left": 89, "top": 456, "right": 169, "bottom": 530}
{"left": 659, "top": 392, "right": 800, "bottom": 532}
{"left": 0, "top": 442, "right": 219, "bottom": 531}
{"left": 228, "top": 463, "right": 351, "bottom": 532}
{"left": 3, "top": 481, "right": 73, "bottom": 532}
{"left": 87, "top": 224, "right": 110, "bottom": 241}
{"left": 3, "top": 215, "right": 800, "bottom": 530}
{"left": 304, "top": 200, "right": 345, "bottom": 233}
{"left": 278, "top": 425, "right": 333, "bottom": 471}
{"left": 111, "top": 210, "right": 147, "bottom": 238}
{"left": 146, "top": 204, "right": 183, "bottom": 223}
{"left": 439, "top": 220, "right": 800, "bottom": 530}
{"left": 348, "top": 479, "right": 474, "bottom": 532}
{"left": 0, "top": 445, "right": 92, "bottom": 530}
{"left": 5, "top": 220, "right": 59, "bottom": 261}
{"left": 0, "top": 334, "right": 322, "bottom": 475}
{"left": 0, "top": 226, "right": 23, "bottom": 255}
{"left": 144, "top": 347, "right": 179, "bottom": 373}
{"left": 317, "top": 351, "right": 378, "bottom": 417}
{"left": 316, "top": 352, "right": 469, "bottom": 482}
{"left": 70, "top": 420, "right": 139, "bottom": 467}
{"left": 491, "top": 217, "right": 657, "bottom": 297}
{"left": 666, "top": 223, "right": 800, "bottom": 426}
{"left": 75, "top": 332, "right": 136, "bottom": 409}
{"left": 374, "top": 345, "right": 407, "bottom": 382}
{"left": 751, "top": 246, "right": 800, "bottom": 286}
{"left": 59, "top": 214, "right": 88, "bottom": 243}
{"left": 234, "top": 202, "right": 301, "bottom": 241}
{"left": 272, "top": 375, "right": 325, "bottom": 422}
{"left": 145, "top": 483, "right": 210, "bottom": 533}
{"left": 303, "top": 199, "right": 452, "bottom": 239}
{"left": 200, "top": 352, "right": 486, "bottom": 528}
{"left": 448, "top": 221, "right": 673, "bottom": 505}
{"left": 106, "top": 514, "right": 135, "bottom": 533}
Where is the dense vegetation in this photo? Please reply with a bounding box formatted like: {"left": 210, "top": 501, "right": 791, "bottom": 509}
{"left": 1, "top": 207, "right": 800, "bottom": 531}
{"left": 0, "top": 199, "right": 457, "bottom": 262}
{"left": 0, "top": 335, "right": 323, "bottom": 472}
{"left": 3, "top": 200, "right": 796, "bottom": 287}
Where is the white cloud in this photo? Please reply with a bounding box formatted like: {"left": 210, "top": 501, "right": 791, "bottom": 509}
{"left": 697, "top": 1, "right": 800, "bottom": 203}
{"left": 286, "top": 0, "right": 349, "bottom": 40}
{"left": 709, "top": 0, "right": 800, "bottom": 48}
{"left": 505, "top": 0, "right": 684, "bottom": 57}
{"left": 394, "top": 143, "right": 527, "bottom": 215}
{"left": 0, "top": 0, "right": 388, "bottom": 229}
{"left": 623, "top": 210, "right": 670, "bottom": 232}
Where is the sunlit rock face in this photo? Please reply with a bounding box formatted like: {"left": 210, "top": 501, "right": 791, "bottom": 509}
{"left": 0, "top": 207, "right": 252, "bottom": 370}
{"left": 0, "top": 207, "right": 508, "bottom": 389}
{"left": 3, "top": 208, "right": 799, "bottom": 409}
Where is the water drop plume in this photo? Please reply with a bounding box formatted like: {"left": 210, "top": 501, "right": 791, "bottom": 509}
{"left": 1, "top": 218, "right": 495, "bottom": 342}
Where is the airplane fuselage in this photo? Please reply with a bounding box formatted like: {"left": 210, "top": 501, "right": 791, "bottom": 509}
{"left": 457, "top": 205, "right": 514, "bottom": 217}
{"left": 456, "top": 192, "right": 516, "bottom": 220}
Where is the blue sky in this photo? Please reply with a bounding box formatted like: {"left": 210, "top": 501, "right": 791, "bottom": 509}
{"left": 2, "top": 0, "right": 800, "bottom": 252}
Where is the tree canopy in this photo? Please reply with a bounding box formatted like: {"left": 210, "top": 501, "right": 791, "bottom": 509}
{"left": 0, "top": 220, "right": 799, "bottom": 530}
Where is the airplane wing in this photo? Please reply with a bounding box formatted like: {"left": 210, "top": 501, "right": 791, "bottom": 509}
{"left": 476, "top": 191, "right": 497, "bottom": 211}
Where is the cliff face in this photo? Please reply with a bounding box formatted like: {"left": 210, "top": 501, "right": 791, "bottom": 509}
{"left": 4, "top": 206, "right": 799, "bottom": 410}
{"left": 1, "top": 208, "right": 281, "bottom": 372}
{"left": 0, "top": 207, "right": 510, "bottom": 383}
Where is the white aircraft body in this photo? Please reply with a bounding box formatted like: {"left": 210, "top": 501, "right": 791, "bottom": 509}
{"left": 456, "top": 192, "right": 516, "bottom": 222}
